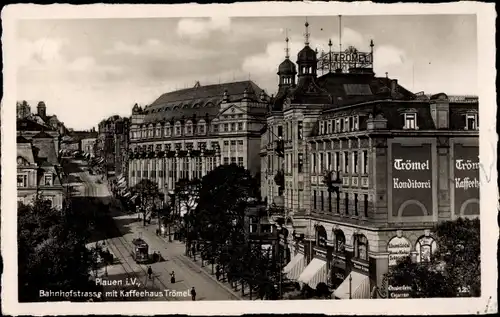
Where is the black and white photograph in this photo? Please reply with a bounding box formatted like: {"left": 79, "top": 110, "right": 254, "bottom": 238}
{"left": 1, "top": 2, "right": 497, "bottom": 315}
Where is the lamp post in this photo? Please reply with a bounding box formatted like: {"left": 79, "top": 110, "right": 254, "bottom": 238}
{"left": 349, "top": 273, "right": 352, "bottom": 299}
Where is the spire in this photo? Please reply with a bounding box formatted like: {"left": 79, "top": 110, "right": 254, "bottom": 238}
{"left": 328, "top": 39, "right": 333, "bottom": 73}
{"left": 285, "top": 29, "right": 290, "bottom": 59}
{"left": 304, "top": 19, "right": 310, "bottom": 46}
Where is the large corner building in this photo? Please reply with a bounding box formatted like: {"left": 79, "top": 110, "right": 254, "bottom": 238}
{"left": 259, "top": 22, "right": 479, "bottom": 299}
{"left": 127, "top": 80, "right": 268, "bottom": 196}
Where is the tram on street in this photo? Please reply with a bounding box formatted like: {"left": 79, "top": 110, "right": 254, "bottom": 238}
{"left": 132, "top": 238, "right": 149, "bottom": 263}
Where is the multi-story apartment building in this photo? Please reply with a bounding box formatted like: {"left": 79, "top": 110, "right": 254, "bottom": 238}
{"left": 127, "top": 80, "right": 268, "bottom": 197}
{"left": 96, "top": 116, "right": 129, "bottom": 179}
{"left": 260, "top": 22, "right": 479, "bottom": 299}
{"left": 17, "top": 133, "right": 65, "bottom": 209}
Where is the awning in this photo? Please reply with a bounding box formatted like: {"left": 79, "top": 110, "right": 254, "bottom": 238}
{"left": 284, "top": 253, "right": 305, "bottom": 281}
{"left": 298, "top": 258, "right": 328, "bottom": 289}
{"left": 122, "top": 191, "right": 131, "bottom": 198}
{"left": 129, "top": 194, "right": 138, "bottom": 202}
{"left": 333, "top": 271, "right": 371, "bottom": 299}
{"left": 117, "top": 181, "right": 127, "bottom": 190}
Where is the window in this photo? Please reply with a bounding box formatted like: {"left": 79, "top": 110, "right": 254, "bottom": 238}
{"left": 17, "top": 175, "right": 27, "bottom": 187}
{"left": 223, "top": 141, "right": 229, "bottom": 149}
{"left": 44, "top": 174, "right": 53, "bottom": 186}
{"left": 363, "top": 194, "right": 369, "bottom": 217}
{"left": 327, "top": 152, "right": 332, "bottom": 170}
{"left": 231, "top": 123, "right": 236, "bottom": 131}
{"left": 353, "top": 151, "right": 359, "bottom": 174}
{"left": 277, "top": 126, "right": 283, "bottom": 137}
{"left": 320, "top": 191, "right": 324, "bottom": 211}
{"left": 335, "top": 152, "right": 340, "bottom": 171}
{"left": 349, "top": 117, "right": 354, "bottom": 132}
{"left": 143, "top": 170, "right": 148, "bottom": 177}
{"left": 416, "top": 236, "right": 437, "bottom": 263}
{"left": 354, "top": 194, "right": 359, "bottom": 216}
{"left": 297, "top": 121, "right": 303, "bottom": 140}
{"left": 353, "top": 116, "right": 359, "bottom": 130}
{"left": 340, "top": 119, "right": 344, "bottom": 132}
{"left": 362, "top": 150, "right": 368, "bottom": 174}
{"left": 298, "top": 153, "right": 304, "bottom": 173}
{"left": 43, "top": 196, "right": 53, "bottom": 208}
{"left": 319, "top": 121, "right": 324, "bottom": 135}
{"left": 224, "top": 123, "right": 229, "bottom": 132}
{"left": 355, "top": 234, "right": 368, "bottom": 261}
{"left": 237, "top": 157, "right": 244, "bottom": 167}
{"left": 465, "top": 113, "right": 477, "bottom": 130}
{"left": 199, "top": 124, "right": 206, "bottom": 134}
{"left": 237, "top": 122, "right": 243, "bottom": 131}
{"left": 176, "top": 125, "right": 181, "bottom": 135}
{"left": 343, "top": 151, "right": 349, "bottom": 173}
{"left": 345, "top": 193, "right": 349, "bottom": 215}
{"left": 156, "top": 126, "right": 161, "bottom": 137}
{"left": 231, "top": 157, "right": 236, "bottom": 165}
{"left": 213, "top": 123, "right": 219, "bottom": 133}
{"left": 327, "top": 120, "right": 332, "bottom": 134}
{"left": 336, "top": 192, "right": 340, "bottom": 214}
{"left": 319, "top": 153, "right": 324, "bottom": 171}
{"left": 334, "top": 230, "right": 346, "bottom": 253}
{"left": 312, "top": 153, "right": 317, "bottom": 173}
{"left": 313, "top": 190, "right": 317, "bottom": 209}
{"left": 403, "top": 113, "right": 418, "bottom": 130}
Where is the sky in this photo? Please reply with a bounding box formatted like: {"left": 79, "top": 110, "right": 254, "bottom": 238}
{"left": 16, "top": 15, "right": 478, "bottom": 131}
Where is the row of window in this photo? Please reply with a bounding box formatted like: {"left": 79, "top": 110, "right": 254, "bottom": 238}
{"left": 311, "top": 150, "right": 369, "bottom": 175}
{"left": 17, "top": 174, "right": 53, "bottom": 188}
{"left": 130, "top": 156, "right": 218, "bottom": 180}
{"left": 130, "top": 121, "right": 247, "bottom": 140}
{"left": 313, "top": 191, "right": 369, "bottom": 218}
{"left": 272, "top": 121, "right": 304, "bottom": 142}
{"left": 319, "top": 116, "right": 360, "bottom": 135}
{"left": 132, "top": 141, "right": 219, "bottom": 153}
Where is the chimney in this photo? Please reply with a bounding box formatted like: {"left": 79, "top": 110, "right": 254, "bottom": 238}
{"left": 390, "top": 79, "right": 398, "bottom": 96}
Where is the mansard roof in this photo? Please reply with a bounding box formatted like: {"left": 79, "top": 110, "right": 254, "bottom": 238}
{"left": 142, "top": 80, "right": 265, "bottom": 124}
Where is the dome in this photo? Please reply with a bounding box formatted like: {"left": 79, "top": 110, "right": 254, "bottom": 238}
{"left": 278, "top": 59, "right": 297, "bottom": 74}
{"left": 297, "top": 45, "right": 316, "bottom": 63}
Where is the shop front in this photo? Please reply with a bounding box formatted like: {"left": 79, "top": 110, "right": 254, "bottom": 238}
{"left": 386, "top": 233, "right": 412, "bottom": 299}
{"left": 329, "top": 229, "right": 347, "bottom": 289}
{"left": 333, "top": 234, "right": 371, "bottom": 299}
{"left": 283, "top": 243, "right": 306, "bottom": 281}
{"left": 297, "top": 225, "right": 329, "bottom": 290}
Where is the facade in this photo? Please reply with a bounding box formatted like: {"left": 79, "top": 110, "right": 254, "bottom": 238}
{"left": 17, "top": 134, "right": 65, "bottom": 210}
{"left": 127, "top": 80, "right": 268, "bottom": 197}
{"left": 96, "top": 116, "right": 122, "bottom": 176}
{"left": 81, "top": 137, "right": 97, "bottom": 158}
{"left": 114, "top": 117, "right": 130, "bottom": 180}
{"left": 260, "top": 23, "right": 479, "bottom": 299}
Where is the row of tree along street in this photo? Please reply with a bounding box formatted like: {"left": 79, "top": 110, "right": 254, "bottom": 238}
{"left": 127, "top": 164, "right": 288, "bottom": 300}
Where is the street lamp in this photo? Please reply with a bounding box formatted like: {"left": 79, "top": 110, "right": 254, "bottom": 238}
{"left": 349, "top": 273, "right": 352, "bottom": 299}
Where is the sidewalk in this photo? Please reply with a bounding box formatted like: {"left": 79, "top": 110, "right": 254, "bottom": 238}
{"left": 151, "top": 222, "right": 258, "bottom": 300}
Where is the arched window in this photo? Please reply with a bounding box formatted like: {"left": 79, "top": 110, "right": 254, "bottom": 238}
{"left": 155, "top": 123, "right": 162, "bottom": 137}
{"left": 415, "top": 236, "right": 437, "bottom": 263}
{"left": 354, "top": 234, "right": 368, "bottom": 261}
{"left": 315, "top": 225, "right": 327, "bottom": 248}
{"left": 185, "top": 120, "right": 193, "bottom": 135}
{"left": 164, "top": 123, "right": 171, "bottom": 137}
{"left": 198, "top": 119, "right": 206, "bottom": 135}
{"left": 175, "top": 121, "right": 182, "bottom": 136}
{"left": 333, "top": 229, "right": 345, "bottom": 253}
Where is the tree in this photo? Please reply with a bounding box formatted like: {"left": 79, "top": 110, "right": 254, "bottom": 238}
{"left": 18, "top": 199, "right": 100, "bottom": 302}
{"left": 174, "top": 178, "right": 201, "bottom": 250}
{"left": 131, "top": 179, "right": 161, "bottom": 226}
{"left": 194, "top": 164, "right": 260, "bottom": 282}
{"left": 387, "top": 217, "right": 480, "bottom": 298}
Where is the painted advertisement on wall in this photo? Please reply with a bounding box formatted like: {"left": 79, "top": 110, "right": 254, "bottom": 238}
{"left": 453, "top": 144, "right": 480, "bottom": 217}
{"left": 391, "top": 143, "right": 433, "bottom": 218}
{"left": 387, "top": 236, "right": 412, "bottom": 267}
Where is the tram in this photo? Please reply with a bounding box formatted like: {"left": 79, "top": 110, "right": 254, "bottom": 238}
{"left": 132, "top": 238, "right": 149, "bottom": 263}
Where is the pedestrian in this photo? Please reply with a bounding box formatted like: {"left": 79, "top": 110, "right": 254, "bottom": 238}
{"left": 147, "top": 266, "right": 153, "bottom": 280}
{"left": 170, "top": 271, "right": 175, "bottom": 283}
{"left": 190, "top": 287, "right": 196, "bottom": 301}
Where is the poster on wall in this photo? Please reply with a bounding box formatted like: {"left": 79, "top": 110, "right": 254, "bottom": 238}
{"left": 387, "top": 236, "right": 412, "bottom": 267}
{"left": 453, "top": 144, "right": 480, "bottom": 216}
{"left": 391, "top": 143, "right": 433, "bottom": 218}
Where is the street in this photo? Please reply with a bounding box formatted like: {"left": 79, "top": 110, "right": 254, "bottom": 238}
{"left": 63, "top": 158, "right": 239, "bottom": 301}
